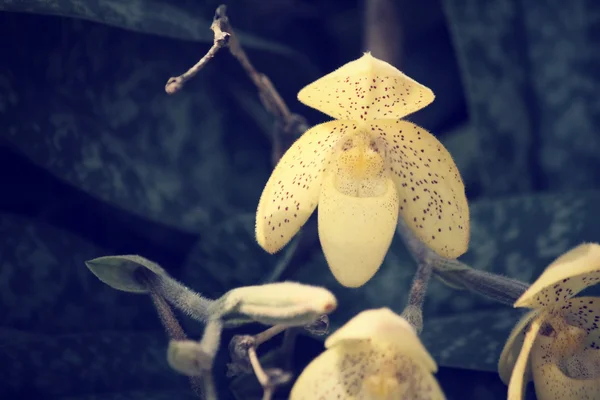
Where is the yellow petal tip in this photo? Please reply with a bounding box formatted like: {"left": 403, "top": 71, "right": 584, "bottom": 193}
{"left": 297, "top": 53, "right": 435, "bottom": 120}
{"left": 515, "top": 242, "right": 600, "bottom": 309}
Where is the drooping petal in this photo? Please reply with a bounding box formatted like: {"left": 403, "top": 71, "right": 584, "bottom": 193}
{"left": 508, "top": 316, "right": 543, "bottom": 400}
{"left": 317, "top": 142, "right": 399, "bottom": 287}
{"left": 325, "top": 308, "right": 437, "bottom": 372}
{"left": 297, "top": 52, "right": 435, "bottom": 121}
{"left": 255, "top": 120, "right": 352, "bottom": 253}
{"left": 371, "top": 120, "right": 469, "bottom": 258}
{"left": 498, "top": 310, "right": 541, "bottom": 385}
{"left": 515, "top": 243, "right": 600, "bottom": 309}
{"left": 289, "top": 339, "right": 446, "bottom": 400}
{"left": 530, "top": 320, "right": 600, "bottom": 400}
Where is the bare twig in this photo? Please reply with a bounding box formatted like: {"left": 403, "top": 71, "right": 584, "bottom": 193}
{"left": 228, "top": 319, "right": 326, "bottom": 397}
{"left": 227, "top": 324, "right": 287, "bottom": 377}
{"left": 164, "top": 4, "right": 309, "bottom": 300}
{"left": 248, "top": 347, "right": 272, "bottom": 399}
{"left": 165, "top": 8, "right": 231, "bottom": 94}
{"left": 254, "top": 324, "right": 288, "bottom": 346}
{"left": 164, "top": 4, "right": 308, "bottom": 164}
{"left": 215, "top": 5, "right": 308, "bottom": 144}
{"left": 247, "top": 346, "right": 292, "bottom": 400}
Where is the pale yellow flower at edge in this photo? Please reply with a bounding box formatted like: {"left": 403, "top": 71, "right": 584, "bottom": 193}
{"left": 255, "top": 52, "right": 470, "bottom": 288}
{"left": 290, "top": 308, "right": 446, "bottom": 400}
{"left": 498, "top": 243, "right": 600, "bottom": 400}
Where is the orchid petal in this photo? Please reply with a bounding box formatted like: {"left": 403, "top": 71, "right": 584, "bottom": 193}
{"left": 515, "top": 243, "right": 600, "bottom": 309}
{"left": 371, "top": 120, "right": 469, "bottom": 258}
{"left": 255, "top": 120, "right": 352, "bottom": 253}
{"left": 560, "top": 296, "right": 600, "bottom": 347}
{"left": 531, "top": 320, "right": 600, "bottom": 400}
{"left": 499, "top": 310, "right": 540, "bottom": 385}
{"left": 290, "top": 339, "right": 445, "bottom": 400}
{"left": 508, "top": 316, "right": 543, "bottom": 400}
{"left": 531, "top": 359, "right": 600, "bottom": 400}
{"left": 297, "top": 52, "right": 434, "bottom": 121}
{"left": 317, "top": 141, "right": 399, "bottom": 287}
{"left": 325, "top": 308, "right": 437, "bottom": 372}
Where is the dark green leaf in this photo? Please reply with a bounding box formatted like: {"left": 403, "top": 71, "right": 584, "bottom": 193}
{"left": 180, "top": 214, "right": 291, "bottom": 299}
{"left": 1, "top": 16, "right": 270, "bottom": 233}
{"left": 443, "top": 0, "right": 600, "bottom": 194}
{"left": 421, "top": 309, "right": 526, "bottom": 372}
{"left": 0, "top": 214, "right": 160, "bottom": 333}
{"left": 62, "top": 391, "right": 198, "bottom": 400}
{"left": 0, "top": 0, "right": 298, "bottom": 56}
{"left": 0, "top": 329, "right": 189, "bottom": 397}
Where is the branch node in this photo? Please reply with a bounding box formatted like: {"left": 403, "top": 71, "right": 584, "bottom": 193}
{"left": 164, "top": 5, "right": 231, "bottom": 95}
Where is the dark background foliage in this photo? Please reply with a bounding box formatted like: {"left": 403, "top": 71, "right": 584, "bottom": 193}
{"left": 1, "top": 0, "right": 599, "bottom": 399}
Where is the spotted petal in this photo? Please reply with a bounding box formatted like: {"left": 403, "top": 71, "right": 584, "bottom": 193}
{"left": 561, "top": 296, "right": 600, "bottom": 347}
{"left": 297, "top": 52, "right": 435, "bottom": 121}
{"left": 371, "top": 120, "right": 469, "bottom": 258}
{"left": 508, "top": 316, "right": 543, "bottom": 400}
{"left": 515, "top": 243, "right": 600, "bottom": 309}
{"left": 255, "top": 121, "right": 351, "bottom": 253}
{"left": 326, "top": 308, "right": 437, "bottom": 372}
{"left": 530, "top": 314, "right": 600, "bottom": 400}
{"left": 289, "top": 339, "right": 445, "bottom": 400}
{"left": 531, "top": 356, "right": 600, "bottom": 400}
{"left": 317, "top": 149, "right": 399, "bottom": 287}
{"left": 498, "top": 310, "right": 540, "bottom": 385}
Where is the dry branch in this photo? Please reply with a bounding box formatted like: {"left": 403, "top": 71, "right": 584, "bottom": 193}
{"left": 165, "top": 4, "right": 308, "bottom": 164}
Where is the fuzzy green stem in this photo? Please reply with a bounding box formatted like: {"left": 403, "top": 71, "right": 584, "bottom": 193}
{"left": 433, "top": 264, "right": 529, "bottom": 306}
{"left": 401, "top": 261, "right": 433, "bottom": 333}
{"left": 396, "top": 219, "right": 530, "bottom": 310}
{"left": 138, "top": 270, "right": 205, "bottom": 398}
{"left": 141, "top": 268, "right": 215, "bottom": 322}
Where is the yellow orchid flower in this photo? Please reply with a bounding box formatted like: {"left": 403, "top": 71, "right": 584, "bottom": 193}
{"left": 255, "top": 52, "right": 470, "bottom": 288}
{"left": 499, "top": 243, "right": 600, "bottom": 400}
{"left": 290, "top": 307, "right": 446, "bottom": 400}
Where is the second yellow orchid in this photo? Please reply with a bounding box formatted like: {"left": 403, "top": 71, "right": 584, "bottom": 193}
{"left": 499, "top": 243, "right": 600, "bottom": 399}
{"left": 290, "top": 307, "right": 446, "bottom": 400}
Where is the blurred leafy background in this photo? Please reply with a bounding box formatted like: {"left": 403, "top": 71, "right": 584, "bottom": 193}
{"left": 0, "top": 0, "right": 599, "bottom": 399}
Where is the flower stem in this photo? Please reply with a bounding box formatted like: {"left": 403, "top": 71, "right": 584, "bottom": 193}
{"left": 434, "top": 264, "right": 529, "bottom": 306}
{"left": 137, "top": 270, "right": 205, "bottom": 398}
{"left": 396, "top": 219, "right": 530, "bottom": 310}
{"left": 401, "top": 261, "right": 433, "bottom": 333}
{"left": 140, "top": 268, "right": 214, "bottom": 322}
